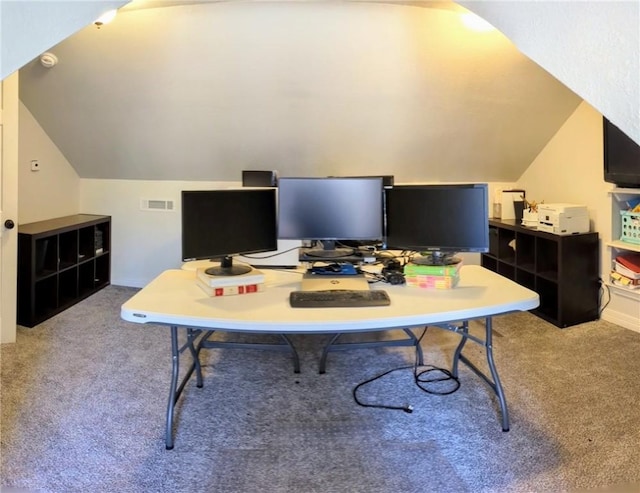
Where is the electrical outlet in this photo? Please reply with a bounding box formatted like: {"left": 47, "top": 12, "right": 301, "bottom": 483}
{"left": 31, "top": 160, "right": 40, "bottom": 171}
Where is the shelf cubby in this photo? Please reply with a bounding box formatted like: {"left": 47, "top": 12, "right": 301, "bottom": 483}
{"left": 481, "top": 219, "right": 599, "bottom": 328}
{"left": 515, "top": 233, "right": 535, "bottom": 272}
{"left": 18, "top": 214, "right": 111, "bottom": 328}
{"left": 516, "top": 269, "right": 536, "bottom": 291}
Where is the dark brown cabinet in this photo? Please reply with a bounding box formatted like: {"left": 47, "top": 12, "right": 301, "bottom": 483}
{"left": 481, "top": 219, "right": 599, "bottom": 328}
{"left": 17, "top": 214, "right": 111, "bottom": 328}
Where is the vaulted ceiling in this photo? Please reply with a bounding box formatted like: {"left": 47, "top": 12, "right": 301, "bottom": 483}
{"left": 18, "top": 1, "right": 582, "bottom": 182}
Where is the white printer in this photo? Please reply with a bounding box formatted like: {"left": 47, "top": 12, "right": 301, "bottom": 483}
{"left": 538, "top": 203, "right": 590, "bottom": 235}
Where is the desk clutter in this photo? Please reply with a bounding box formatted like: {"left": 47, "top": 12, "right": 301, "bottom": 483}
{"left": 191, "top": 251, "right": 466, "bottom": 305}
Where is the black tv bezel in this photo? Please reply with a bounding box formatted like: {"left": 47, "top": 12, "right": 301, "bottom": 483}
{"left": 603, "top": 117, "right": 640, "bottom": 188}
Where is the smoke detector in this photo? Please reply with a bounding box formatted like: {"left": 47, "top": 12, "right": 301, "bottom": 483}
{"left": 40, "top": 52, "right": 58, "bottom": 68}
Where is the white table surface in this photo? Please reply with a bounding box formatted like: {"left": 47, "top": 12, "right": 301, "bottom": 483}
{"left": 121, "top": 265, "right": 540, "bottom": 333}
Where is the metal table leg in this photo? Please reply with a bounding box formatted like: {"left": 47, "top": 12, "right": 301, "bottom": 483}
{"left": 165, "top": 326, "right": 213, "bottom": 449}
{"left": 451, "top": 317, "right": 510, "bottom": 432}
{"left": 164, "top": 327, "right": 301, "bottom": 449}
{"left": 166, "top": 326, "right": 180, "bottom": 450}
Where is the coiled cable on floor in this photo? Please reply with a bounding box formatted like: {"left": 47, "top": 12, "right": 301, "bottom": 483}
{"left": 352, "top": 327, "right": 460, "bottom": 412}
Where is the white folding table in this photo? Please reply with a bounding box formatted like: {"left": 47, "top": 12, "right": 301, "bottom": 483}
{"left": 121, "top": 265, "right": 539, "bottom": 449}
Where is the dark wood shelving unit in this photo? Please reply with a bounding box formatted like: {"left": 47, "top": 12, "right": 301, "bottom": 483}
{"left": 17, "top": 214, "right": 111, "bottom": 328}
{"left": 481, "top": 218, "right": 599, "bottom": 328}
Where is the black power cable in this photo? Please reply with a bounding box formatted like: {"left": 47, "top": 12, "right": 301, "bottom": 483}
{"left": 352, "top": 327, "right": 460, "bottom": 413}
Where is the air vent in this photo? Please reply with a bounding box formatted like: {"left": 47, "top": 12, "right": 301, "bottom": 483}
{"left": 140, "top": 199, "right": 175, "bottom": 212}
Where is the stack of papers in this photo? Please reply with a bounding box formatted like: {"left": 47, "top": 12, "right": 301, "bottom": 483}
{"left": 611, "top": 254, "right": 640, "bottom": 289}
{"left": 403, "top": 261, "right": 462, "bottom": 289}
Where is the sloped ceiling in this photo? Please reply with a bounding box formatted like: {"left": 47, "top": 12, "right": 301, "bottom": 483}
{"left": 459, "top": 0, "right": 640, "bottom": 145}
{"left": 18, "top": 1, "right": 581, "bottom": 182}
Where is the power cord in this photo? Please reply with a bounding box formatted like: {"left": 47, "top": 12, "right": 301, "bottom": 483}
{"left": 242, "top": 245, "right": 302, "bottom": 259}
{"left": 352, "top": 365, "right": 418, "bottom": 413}
{"left": 598, "top": 277, "right": 611, "bottom": 316}
{"left": 352, "top": 328, "right": 460, "bottom": 413}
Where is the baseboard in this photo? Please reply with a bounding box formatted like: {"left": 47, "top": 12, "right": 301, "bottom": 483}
{"left": 601, "top": 309, "right": 640, "bottom": 333}
{"left": 111, "top": 276, "right": 147, "bottom": 289}
{"left": 602, "top": 283, "right": 640, "bottom": 333}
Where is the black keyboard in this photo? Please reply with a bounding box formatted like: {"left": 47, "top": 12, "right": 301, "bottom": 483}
{"left": 289, "top": 289, "right": 391, "bottom": 308}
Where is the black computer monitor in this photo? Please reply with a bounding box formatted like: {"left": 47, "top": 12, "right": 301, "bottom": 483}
{"left": 181, "top": 189, "right": 278, "bottom": 276}
{"left": 277, "top": 177, "right": 385, "bottom": 257}
{"left": 385, "top": 183, "right": 489, "bottom": 264}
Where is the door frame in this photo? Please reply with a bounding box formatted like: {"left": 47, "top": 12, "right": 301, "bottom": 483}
{"left": 1, "top": 73, "right": 19, "bottom": 344}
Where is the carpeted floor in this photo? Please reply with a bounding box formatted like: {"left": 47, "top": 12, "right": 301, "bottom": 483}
{"left": 1, "top": 285, "right": 640, "bottom": 493}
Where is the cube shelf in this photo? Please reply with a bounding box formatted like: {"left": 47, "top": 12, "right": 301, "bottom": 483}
{"left": 17, "top": 214, "right": 111, "bottom": 328}
{"left": 481, "top": 218, "right": 599, "bottom": 328}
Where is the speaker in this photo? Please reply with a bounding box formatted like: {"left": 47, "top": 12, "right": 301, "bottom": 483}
{"left": 242, "top": 170, "right": 279, "bottom": 187}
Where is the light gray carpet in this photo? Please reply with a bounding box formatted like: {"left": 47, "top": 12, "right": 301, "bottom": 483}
{"left": 2, "top": 285, "right": 640, "bottom": 493}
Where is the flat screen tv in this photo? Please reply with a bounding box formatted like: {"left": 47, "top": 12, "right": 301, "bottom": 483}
{"left": 385, "top": 183, "right": 489, "bottom": 265}
{"left": 181, "top": 189, "right": 278, "bottom": 276}
{"left": 604, "top": 117, "right": 640, "bottom": 188}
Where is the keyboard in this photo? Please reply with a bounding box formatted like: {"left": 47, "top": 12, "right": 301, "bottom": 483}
{"left": 289, "top": 289, "right": 391, "bottom": 308}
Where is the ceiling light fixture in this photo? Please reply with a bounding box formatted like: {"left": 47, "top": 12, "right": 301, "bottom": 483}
{"left": 94, "top": 9, "right": 117, "bottom": 28}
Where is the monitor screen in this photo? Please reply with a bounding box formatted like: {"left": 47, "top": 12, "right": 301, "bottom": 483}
{"left": 385, "top": 183, "right": 489, "bottom": 263}
{"left": 277, "top": 177, "right": 384, "bottom": 255}
{"left": 181, "top": 189, "right": 277, "bottom": 276}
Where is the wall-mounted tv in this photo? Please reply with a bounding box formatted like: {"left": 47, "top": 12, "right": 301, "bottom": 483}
{"left": 604, "top": 117, "right": 640, "bottom": 188}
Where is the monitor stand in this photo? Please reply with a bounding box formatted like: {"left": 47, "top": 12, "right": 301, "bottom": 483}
{"left": 299, "top": 240, "right": 355, "bottom": 260}
{"left": 204, "top": 256, "right": 253, "bottom": 276}
{"left": 411, "top": 252, "right": 460, "bottom": 266}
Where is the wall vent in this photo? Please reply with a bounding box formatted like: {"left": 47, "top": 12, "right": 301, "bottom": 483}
{"left": 140, "top": 199, "right": 175, "bottom": 212}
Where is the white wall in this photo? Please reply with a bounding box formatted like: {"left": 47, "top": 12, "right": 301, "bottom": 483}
{"left": 79, "top": 179, "right": 303, "bottom": 287}
{"left": 516, "top": 101, "right": 612, "bottom": 276}
{"left": 4, "top": 1, "right": 639, "bottom": 146}
{"left": 18, "top": 101, "right": 80, "bottom": 224}
{"left": 19, "top": 2, "right": 580, "bottom": 184}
